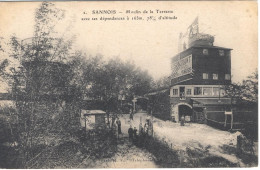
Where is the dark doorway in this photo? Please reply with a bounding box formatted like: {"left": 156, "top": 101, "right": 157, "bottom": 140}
{"left": 178, "top": 105, "right": 192, "bottom": 121}
{"left": 136, "top": 98, "right": 148, "bottom": 111}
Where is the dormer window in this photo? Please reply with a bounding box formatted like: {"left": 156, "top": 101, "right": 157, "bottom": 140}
{"left": 219, "top": 50, "right": 224, "bottom": 56}
{"left": 203, "top": 49, "right": 208, "bottom": 55}
{"left": 213, "top": 73, "right": 218, "bottom": 80}
{"left": 225, "top": 74, "right": 231, "bottom": 80}
{"left": 203, "top": 73, "right": 209, "bottom": 79}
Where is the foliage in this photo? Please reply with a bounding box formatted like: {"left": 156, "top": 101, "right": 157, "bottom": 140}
{"left": 241, "top": 70, "right": 258, "bottom": 103}
{"left": 0, "top": 37, "right": 9, "bottom": 85}
{"left": 224, "top": 83, "right": 244, "bottom": 103}
{"left": 0, "top": 1, "right": 154, "bottom": 168}
{"left": 225, "top": 70, "right": 258, "bottom": 104}
{"left": 0, "top": 37, "right": 3, "bottom": 52}
{"left": 69, "top": 55, "right": 153, "bottom": 111}
{"left": 0, "top": 59, "right": 9, "bottom": 76}
{"left": 151, "top": 75, "right": 171, "bottom": 90}
{"left": 0, "top": 2, "right": 79, "bottom": 168}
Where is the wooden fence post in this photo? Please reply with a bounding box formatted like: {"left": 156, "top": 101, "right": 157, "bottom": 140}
{"left": 180, "top": 150, "right": 183, "bottom": 167}
{"left": 224, "top": 114, "right": 227, "bottom": 127}
{"left": 231, "top": 114, "right": 233, "bottom": 129}
{"left": 236, "top": 135, "right": 242, "bottom": 155}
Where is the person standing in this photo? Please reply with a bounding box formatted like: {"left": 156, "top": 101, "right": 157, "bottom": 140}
{"left": 139, "top": 124, "right": 144, "bottom": 147}
{"left": 181, "top": 115, "right": 185, "bottom": 126}
{"left": 144, "top": 119, "right": 149, "bottom": 134}
{"left": 128, "top": 125, "right": 134, "bottom": 141}
{"left": 139, "top": 123, "right": 143, "bottom": 134}
{"left": 133, "top": 127, "right": 138, "bottom": 144}
{"left": 133, "top": 127, "right": 137, "bottom": 138}
{"left": 111, "top": 113, "right": 116, "bottom": 127}
{"left": 116, "top": 117, "right": 122, "bottom": 134}
{"left": 129, "top": 109, "right": 133, "bottom": 120}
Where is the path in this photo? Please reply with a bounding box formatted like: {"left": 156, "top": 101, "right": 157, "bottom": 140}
{"left": 94, "top": 138, "right": 157, "bottom": 168}
{"left": 120, "top": 112, "right": 247, "bottom": 167}
{"left": 78, "top": 113, "right": 158, "bottom": 168}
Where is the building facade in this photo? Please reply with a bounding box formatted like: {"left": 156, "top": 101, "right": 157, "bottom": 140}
{"left": 170, "top": 19, "right": 232, "bottom": 123}
{"left": 147, "top": 18, "right": 256, "bottom": 130}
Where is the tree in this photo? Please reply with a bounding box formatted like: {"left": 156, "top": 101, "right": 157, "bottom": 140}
{"left": 69, "top": 55, "right": 153, "bottom": 112}
{"left": 0, "top": 2, "right": 77, "bottom": 167}
{"left": 0, "top": 37, "right": 9, "bottom": 86}
{"left": 131, "top": 68, "right": 153, "bottom": 96}
{"left": 224, "top": 82, "right": 244, "bottom": 104}
{"left": 92, "top": 58, "right": 153, "bottom": 109}
{"left": 8, "top": 2, "right": 75, "bottom": 99}
{"left": 1, "top": 2, "right": 155, "bottom": 168}
{"left": 241, "top": 70, "right": 258, "bottom": 103}
{"left": 225, "top": 70, "right": 258, "bottom": 104}
{"left": 68, "top": 52, "right": 105, "bottom": 101}
{"left": 0, "top": 59, "right": 8, "bottom": 76}
{"left": 151, "top": 75, "right": 171, "bottom": 90}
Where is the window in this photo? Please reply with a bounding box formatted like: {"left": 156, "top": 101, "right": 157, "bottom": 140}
{"left": 220, "top": 89, "right": 226, "bottom": 96}
{"left": 179, "top": 87, "right": 185, "bottom": 96}
{"left": 219, "top": 50, "right": 224, "bottom": 56}
{"left": 203, "top": 73, "right": 209, "bottom": 79}
{"left": 213, "top": 73, "right": 218, "bottom": 80}
{"left": 203, "top": 87, "right": 212, "bottom": 96}
{"left": 203, "top": 49, "right": 208, "bottom": 55}
{"left": 173, "top": 89, "right": 178, "bottom": 96}
{"left": 225, "top": 74, "right": 231, "bottom": 80}
{"left": 194, "top": 87, "right": 202, "bottom": 95}
{"left": 213, "top": 87, "right": 220, "bottom": 96}
{"left": 186, "top": 89, "right": 192, "bottom": 96}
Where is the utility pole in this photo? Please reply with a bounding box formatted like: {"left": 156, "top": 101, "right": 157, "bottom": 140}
{"left": 132, "top": 97, "right": 137, "bottom": 113}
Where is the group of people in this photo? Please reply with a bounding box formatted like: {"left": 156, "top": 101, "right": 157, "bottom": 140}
{"left": 127, "top": 125, "right": 137, "bottom": 141}
{"left": 127, "top": 119, "right": 152, "bottom": 146}
{"left": 128, "top": 125, "right": 145, "bottom": 146}
{"left": 111, "top": 110, "right": 132, "bottom": 137}
{"left": 112, "top": 110, "right": 153, "bottom": 147}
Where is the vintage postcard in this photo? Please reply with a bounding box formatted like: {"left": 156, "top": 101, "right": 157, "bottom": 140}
{"left": 0, "top": 0, "right": 258, "bottom": 168}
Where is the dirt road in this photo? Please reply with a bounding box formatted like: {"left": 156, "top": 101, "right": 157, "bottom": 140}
{"left": 119, "top": 112, "right": 255, "bottom": 167}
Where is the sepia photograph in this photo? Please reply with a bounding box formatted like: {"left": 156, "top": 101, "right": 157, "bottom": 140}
{"left": 0, "top": 0, "right": 258, "bottom": 168}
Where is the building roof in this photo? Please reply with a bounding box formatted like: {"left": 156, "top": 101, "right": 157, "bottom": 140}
{"left": 145, "top": 88, "right": 169, "bottom": 96}
{"left": 82, "top": 110, "right": 106, "bottom": 116}
{"left": 191, "top": 45, "right": 233, "bottom": 50}
{"left": 173, "top": 45, "right": 232, "bottom": 58}
{"left": 191, "top": 98, "right": 231, "bottom": 105}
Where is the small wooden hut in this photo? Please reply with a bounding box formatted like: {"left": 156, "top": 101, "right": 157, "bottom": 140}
{"left": 80, "top": 110, "right": 107, "bottom": 130}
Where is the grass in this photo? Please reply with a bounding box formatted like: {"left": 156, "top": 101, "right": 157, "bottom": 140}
{"left": 134, "top": 134, "right": 240, "bottom": 168}
{"left": 24, "top": 129, "right": 118, "bottom": 168}
{"left": 134, "top": 135, "right": 180, "bottom": 167}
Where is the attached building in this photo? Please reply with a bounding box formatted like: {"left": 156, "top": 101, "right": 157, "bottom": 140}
{"left": 170, "top": 44, "right": 232, "bottom": 123}
{"left": 148, "top": 18, "right": 235, "bottom": 128}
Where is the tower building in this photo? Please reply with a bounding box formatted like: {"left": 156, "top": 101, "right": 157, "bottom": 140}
{"left": 170, "top": 17, "right": 232, "bottom": 123}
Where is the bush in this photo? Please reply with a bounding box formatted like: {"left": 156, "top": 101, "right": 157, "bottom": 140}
{"left": 135, "top": 135, "right": 179, "bottom": 167}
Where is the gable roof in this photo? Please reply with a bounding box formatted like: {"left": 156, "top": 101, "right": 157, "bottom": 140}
{"left": 82, "top": 110, "right": 106, "bottom": 116}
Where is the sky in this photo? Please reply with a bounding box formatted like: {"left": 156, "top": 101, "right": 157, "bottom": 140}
{"left": 0, "top": 1, "right": 258, "bottom": 88}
